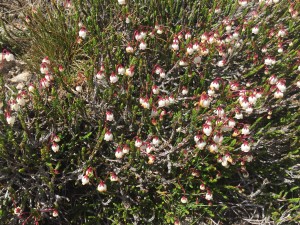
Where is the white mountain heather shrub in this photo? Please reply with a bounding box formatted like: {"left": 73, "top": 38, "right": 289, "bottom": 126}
{"left": 0, "top": 0, "right": 299, "bottom": 224}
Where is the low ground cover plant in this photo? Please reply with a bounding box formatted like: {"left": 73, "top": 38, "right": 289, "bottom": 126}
{"left": 0, "top": 0, "right": 299, "bottom": 224}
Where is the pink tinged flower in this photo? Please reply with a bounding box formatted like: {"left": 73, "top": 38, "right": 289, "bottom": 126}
{"left": 58, "top": 65, "right": 64, "bottom": 72}
{"left": 118, "top": 0, "right": 126, "bottom": 5}
{"left": 191, "top": 170, "right": 200, "bottom": 177}
{"left": 104, "top": 131, "right": 113, "bottom": 141}
{"left": 40, "top": 78, "right": 50, "bottom": 89}
{"left": 240, "top": 98, "right": 249, "bottom": 109}
{"left": 215, "top": 106, "right": 225, "bottom": 118}
{"left": 278, "top": 28, "right": 286, "bottom": 37}
{"left": 268, "top": 75, "right": 278, "bottom": 85}
{"left": 186, "top": 44, "right": 194, "bottom": 55}
{"left": 213, "top": 133, "right": 223, "bottom": 144}
{"left": 115, "top": 147, "right": 124, "bottom": 159}
{"left": 52, "top": 209, "right": 59, "bottom": 217}
{"left": 225, "top": 25, "right": 232, "bottom": 33}
{"left": 159, "top": 71, "right": 166, "bottom": 78}
{"left": 28, "top": 84, "right": 35, "bottom": 93}
{"left": 193, "top": 42, "right": 200, "bottom": 50}
{"left": 134, "top": 31, "right": 143, "bottom": 41}
{"left": 156, "top": 26, "right": 163, "bottom": 34}
{"left": 238, "top": 0, "right": 248, "bottom": 7}
{"left": 185, "top": 32, "right": 192, "bottom": 40}
{"left": 85, "top": 167, "right": 93, "bottom": 176}
{"left": 16, "top": 95, "right": 26, "bottom": 106}
{"left": 122, "top": 145, "right": 130, "bottom": 154}
{"left": 139, "top": 41, "right": 147, "bottom": 50}
{"left": 262, "top": 46, "right": 267, "bottom": 53}
{"left": 125, "top": 16, "right": 130, "bottom": 24}
{"left": 96, "top": 70, "right": 105, "bottom": 80}
{"left": 276, "top": 80, "right": 286, "bottom": 92}
{"left": 110, "top": 173, "right": 119, "bottom": 182}
{"left": 264, "top": 56, "right": 276, "bottom": 66}
{"left": 233, "top": 31, "right": 239, "bottom": 39}
{"left": 79, "top": 27, "right": 87, "bottom": 39}
{"left": 291, "top": 10, "right": 298, "bottom": 18}
{"left": 228, "top": 119, "right": 236, "bottom": 128}
{"left": 125, "top": 66, "right": 135, "bottom": 77}
{"left": 203, "top": 123, "right": 212, "bottom": 136}
{"left": 148, "top": 155, "right": 155, "bottom": 164}
{"left": 4, "top": 51, "right": 15, "bottom": 61}
{"left": 193, "top": 56, "right": 201, "bottom": 65}
{"left": 179, "top": 59, "right": 188, "bottom": 67}
{"left": 274, "top": 90, "right": 284, "bottom": 98}
{"left": 110, "top": 73, "right": 118, "bottom": 83}
{"left": 158, "top": 98, "right": 166, "bottom": 108}
{"left": 205, "top": 191, "right": 213, "bottom": 201}
{"left": 14, "top": 207, "right": 22, "bottom": 216}
{"left": 152, "top": 137, "right": 161, "bottom": 146}
{"left": 40, "top": 63, "right": 49, "bottom": 74}
{"left": 241, "top": 124, "right": 250, "bottom": 135}
{"left": 151, "top": 107, "right": 158, "bottom": 117}
{"left": 126, "top": 44, "right": 134, "bottom": 53}
{"left": 51, "top": 142, "right": 59, "bottom": 152}
{"left": 45, "top": 73, "right": 54, "bottom": 81}
{"left": 208, "top": 35, "right": 215, "bottom": 44}
{"left": 174, "top": 220, "right": 181, "bottom": 225}
{"left": 209, "top": 143, "right": 218, "bottom": 153}
{"left": 117, "top": 65, "right": 125, "bottom": 75}
{"left": 245, "top": 154, "right": 253, "bottom": 162}
{"left": 215, "top": 7, "right": 221, "bottom": 13}
{"left": 135, "top": 138, "right": 143, "bottom": 148}
{"left": 199, "top": 93, "right": 210, "bottom": 108}
{"left": 6, "top": 113, "right": 15, "bottom": 126}
{"left": 97, "top": 181, "right": 107, "bottom": 192}
{"left": 207, "top": 89, "right": 215, "bottom": 97}
{"left": 201, "top": 32, "right": 208, "bottom": 42}
{"left": 106, "top": 111, "right": 114, "bottom": 121}
{"left": 196, "top": 139, "right": 206, "bottom": 150}
{"left": 235, "top": 111, "right": 243, "bottom": 120}
{"left": 181, "top": 87, "right": 188, "bottom": 95}
{"left": 42, "top": 56, "right": 50, "bottom": 64}
{"left": 194, "top": 134, "right": 201, "bottom": 143}
{"left": 252, "top": 26, "right": 259, "bottom": 34}
{"left": 245, "top": 106, "right": 254, "bottom": 114}
{"left": 248, "top": 94, "right": 257, "bottom": 105}
{"left": 205, "top": 119, "right": 212, "bottom": 126}
{"left": 152, "top": 85, "right": 159, "bottom": 95}
{"left": 81, "top": 175, "right": 89, "bottom": 185}
{"left": 10, "top": 100, "right": 19, "bottom": 111}
{"left": 140, "top": 98, "right": 150, "bottom": 109}
{"left": 200, "top": 183, "right": 206, "bottom": 190}
{"left": 210, "top": 79, "right": 220, "bottom": 90}
{"left": 255, "top": 91, "right": 263, "bottom": 99}
{"left": 181, "top": 196, "right": 188, "bottom": 203}
{"left": 146, "top": 144, "right": 154, "bottom": 154}
{"left": 171, "top": 42, "right": 179, "bottom": 51}
{"left": 154, "top": 65, "right": 162, "bottom": 75}
{"left": 241, "top": 141, "right": 251, "bottom": 152}
{"left": 221, "top": 160, "right": 229, "bottom": 168}
{"left": 217, "top": 59, "right": 226, "bottom": 67}
{"left": 230, "top": 81, "right": 239, "bottom": 91}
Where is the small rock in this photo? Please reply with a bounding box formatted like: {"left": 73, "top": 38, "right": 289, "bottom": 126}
{"left": 10, "top": 71, "right": 31, "bottom": 83}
